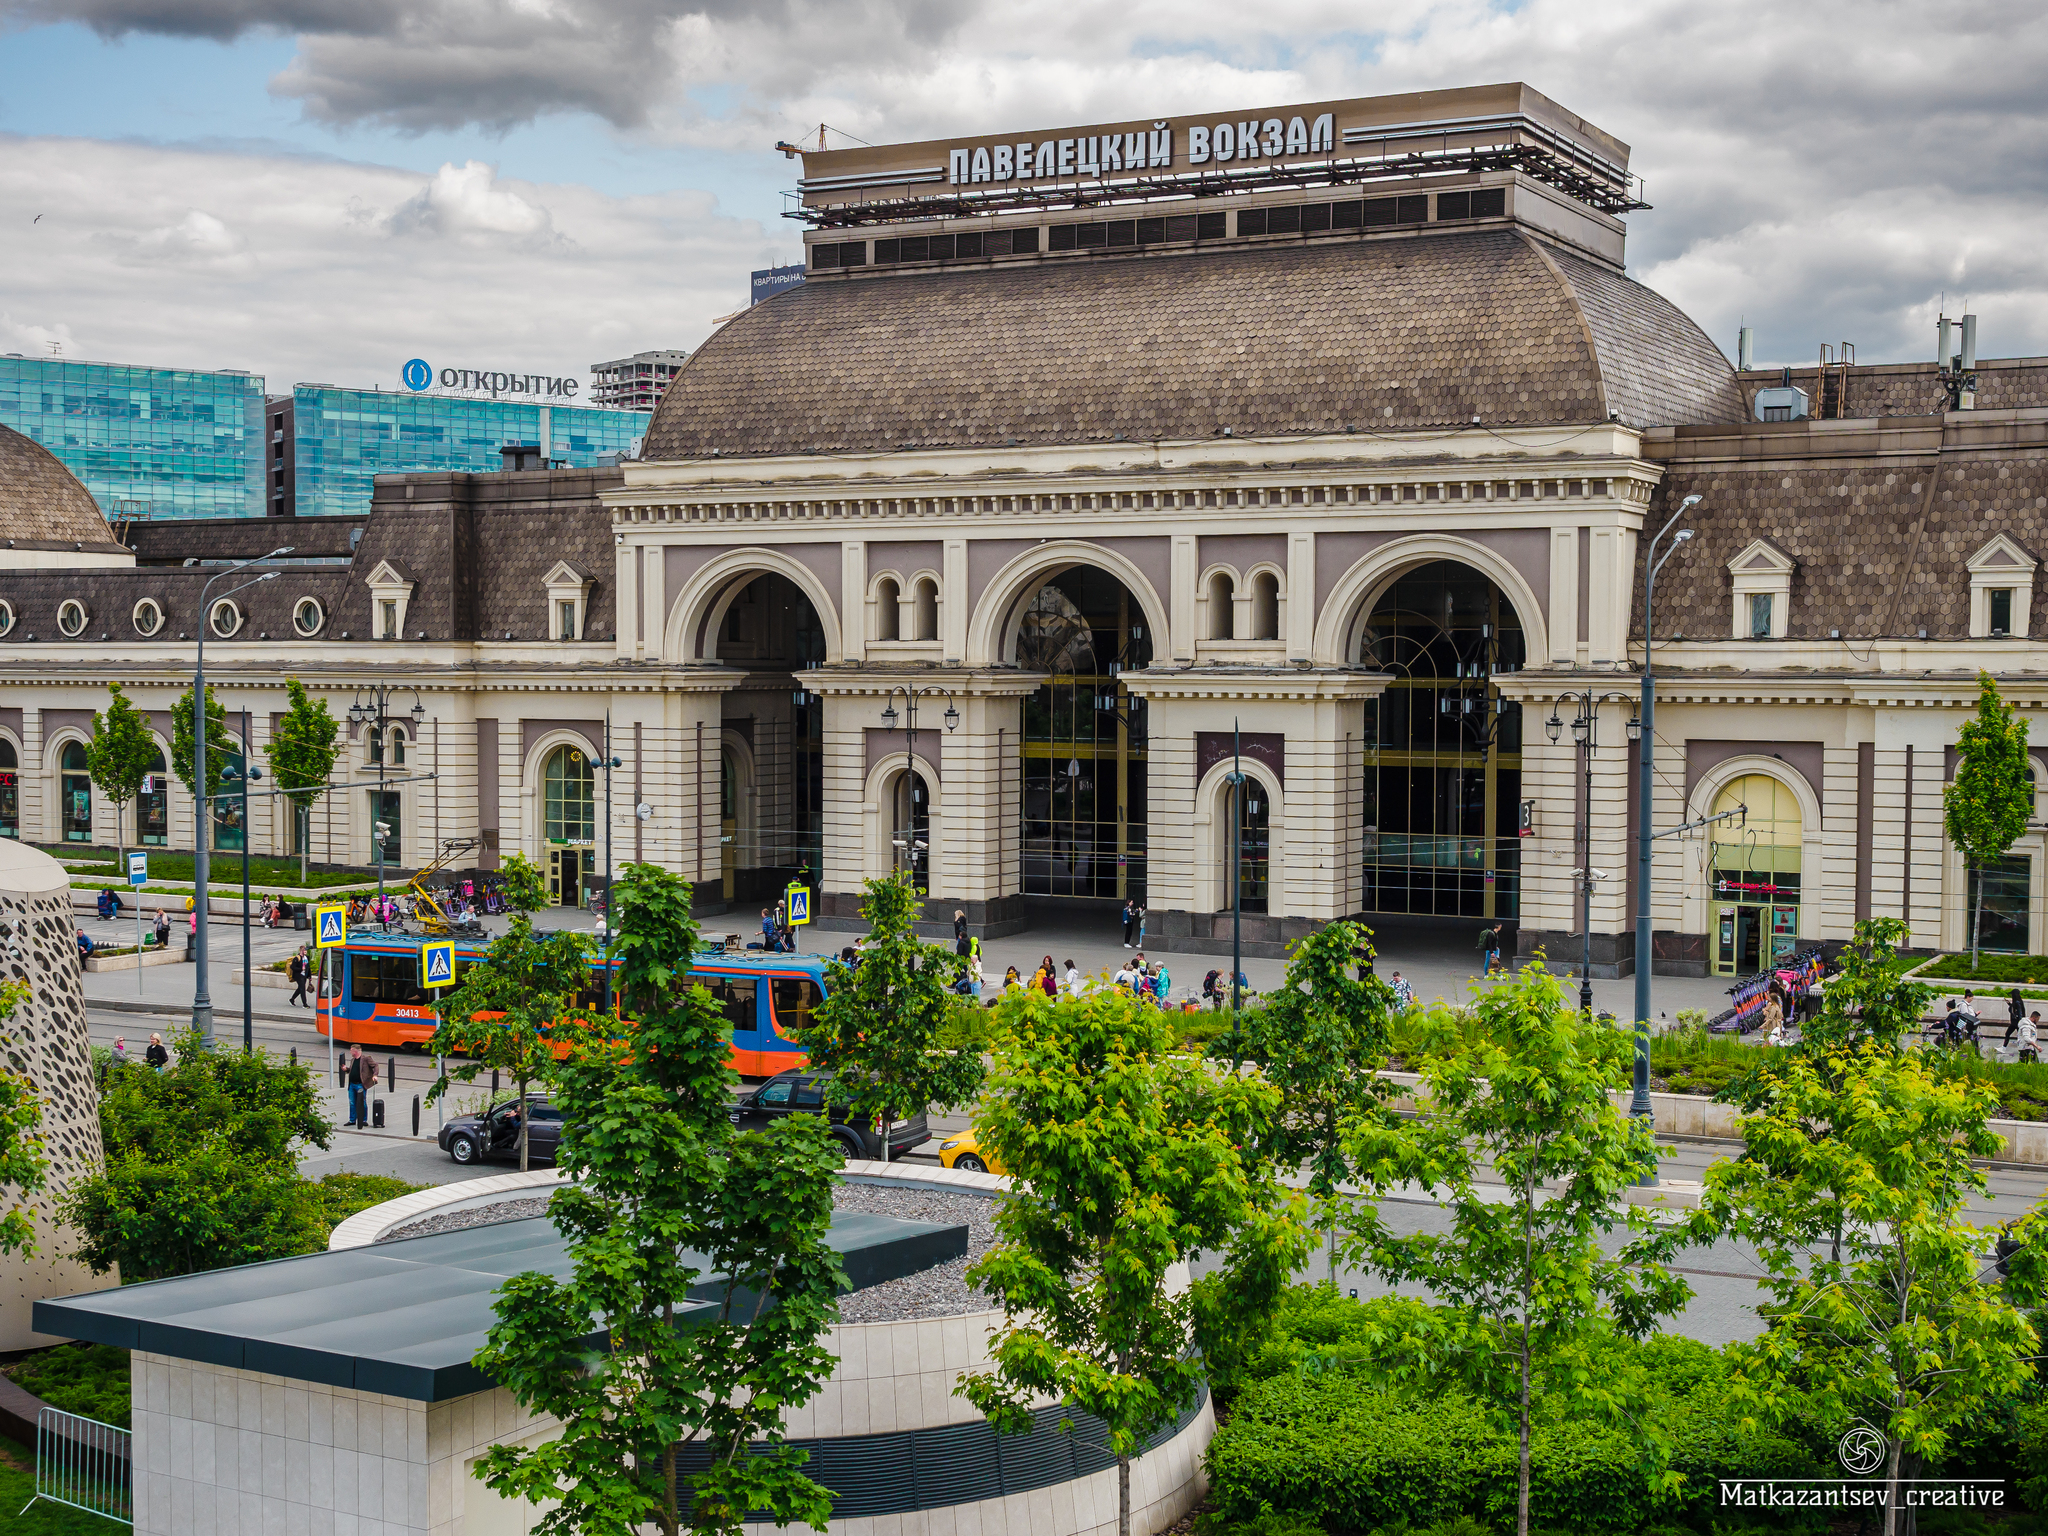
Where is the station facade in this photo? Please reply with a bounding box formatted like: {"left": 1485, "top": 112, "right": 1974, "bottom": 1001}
{"left": 6, "top": 82, "right": 2048, "bottom": 971}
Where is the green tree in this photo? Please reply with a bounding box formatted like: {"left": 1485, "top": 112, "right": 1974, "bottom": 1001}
{"left": 1673, "top": 1039, "right": 2037, "bottom": 1536}
{"left": 1945, "top": 671, "right": 2034, "bottom": 967}
{"left": 1221, "top": 919, "right": 1398, "bottom": 1284}
{"left": 265, "top": 679, "right": 341, "bottom": 885}
{"left": 0, "top": 979, "right": 49, "bottom": 1257}
{"left": 959, "top": 983, "right": 1309, "bottom": 1536}
{"left": 171, "top": 684, "right": 235, "bottom": 851}
{"left": 428, "top": 852, "right": 587, "bottom": 1171}
{"left": 790, "top": 872, "right": 983, "bottom": 1162}
{"left": 87, "top": 682, "right": 158, "bottom": 875}
{"left": 471, "top": 861, "right": 846, "bottom": 1536}
{"left": 60, "top": 1027, "right": 332, "bottom": 1279}
{"left": 1794, "top": 916, "right": 1933, "bottom": 1055}
{"left": 1344, "top": 963, "right": 1689, "bottom": 1536}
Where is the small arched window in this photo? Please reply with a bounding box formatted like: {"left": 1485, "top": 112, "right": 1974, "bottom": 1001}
{"left": 59, "top": 740, "right": 92, "bottom": 842}
{"left": 209, "top": 598, "right": 243, "bottom": 638}
{"left": 875, "top": 576, "right": 901, "bottom": 641}
{"left": 1250, "top": 572, "right": 1280, "bottom": 641}
{"left": 913, "top": 577, "right": 939, "bottom": 642}
{"left": 1206, "top": 571, "right": 1236, "bottom": 639}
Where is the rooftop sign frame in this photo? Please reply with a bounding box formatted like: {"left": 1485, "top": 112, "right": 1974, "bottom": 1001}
{"left": 790, "top": 82, "right": 1642, "bottom": 228}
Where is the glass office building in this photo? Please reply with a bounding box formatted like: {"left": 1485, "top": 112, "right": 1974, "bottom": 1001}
{"left": 0, "top": 355, "right": 266, "bottom": 521}
{"left": 293, "top": 387, "right": 651, "bottom": 517}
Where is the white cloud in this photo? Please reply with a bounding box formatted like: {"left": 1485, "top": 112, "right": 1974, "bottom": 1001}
{"left": 7, "top": 0, "right": 2048, "bottom": 371}
{"left": 0, "top": 135, "right": 785, "bottom": 389}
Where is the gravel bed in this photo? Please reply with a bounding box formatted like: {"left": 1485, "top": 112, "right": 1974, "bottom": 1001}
{"left": 381, "top": 1195, "right": 554, "bottom": 1242}
{"left": 374, "top": 1179, "right": 1000, "bottom": 1323}
{"left": 829, "top": 1181, "right": 1001, "bottom": 1324}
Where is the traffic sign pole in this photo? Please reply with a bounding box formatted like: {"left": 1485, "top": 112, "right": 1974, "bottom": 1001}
{"left": 129, "top": 851, "right": 148, "bottom": 996}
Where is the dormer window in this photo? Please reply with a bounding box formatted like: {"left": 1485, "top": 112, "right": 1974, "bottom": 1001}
{"left": 543, "top": 560, "right": 595, "bottom": 642}
{"left": 365, "top": 558, "right": 417, "bottom": 643}
{"left": 1727, "top": 538, "right": 1795, "bottom": 640}
{"left": 1968, "top": 536, "right": 2036, "bottom": 640}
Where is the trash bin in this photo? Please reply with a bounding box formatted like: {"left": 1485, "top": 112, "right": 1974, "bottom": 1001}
{"left": 293, "top": 910, "right": 309, "bottom": 931}
{"left": 184, "top": 932, "right": 197, "bottom": 962}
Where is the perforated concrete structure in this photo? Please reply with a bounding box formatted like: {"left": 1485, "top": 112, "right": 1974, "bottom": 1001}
{"left": 0, "top": 838, "right": 110, "bottom": 1347}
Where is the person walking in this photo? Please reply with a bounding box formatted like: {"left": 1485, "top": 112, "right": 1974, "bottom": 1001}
{"left": 144, "top": 1033, "right": 169, "bottom": 1072}
{"left": 759, "top": 907, "right": 777, "bottom": 951}
{"left": 2024, "top": 1012, "right": 2041, "bottom": 1065}
{"left": 110, "top": 1037, "right": 131, "bottom": 1072}
{"left": 954, "top": 909, "right": 969, "bottom": 957}
{"left": 1477, "top": 923, "right": 1502, "bottom": 976}
{"left": 345, "top": 1044, "right": 378, "bottom": 1128}
{"left": 288, "top": 949, "right": 310, "bottom": 1008}
{"left": 1121, "top": 898, "right": 1137, "bottom": 949}
{"left": 1389, "top": 971, "right": 1415, "bottom": 1011}
{"left": 1203, "top": 968, "right": 1222, "bottom": 1009}
{"left": 153, "top": 908, "right": 170, "bottom": 948}
{"left": 2007, "top": 988, "right": 2027, "bottom": 1045}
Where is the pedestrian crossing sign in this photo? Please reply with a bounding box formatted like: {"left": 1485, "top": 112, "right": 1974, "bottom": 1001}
{"left": 785, "top": 885, "right": 811, "bottom": 926}
{"left": 314, "top": 905, "right": 347, "bottom": 949}
{"left": 421, "top": 941, "right": 456, "bottom": 989}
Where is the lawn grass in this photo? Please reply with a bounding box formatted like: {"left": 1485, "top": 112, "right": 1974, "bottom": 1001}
{"left": 45, "top": 846, "right": 383, "bottom": 890}
{"left": 0, "top": 1443, "right": 124, "bottom": 1535}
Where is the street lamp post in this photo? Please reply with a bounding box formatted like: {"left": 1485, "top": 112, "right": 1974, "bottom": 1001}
{"left": 1546, "top": 689, "right": 1640, "bottom": 1016}
{"left": 220, "top": 714, "right": 264, "bottom": 1055}
{"left": 1228, "top": 719, "right": 1246, "bottom": 1015}
{"left": 878, "top": 685, "right": 961, "bottom": 898}
{"left": 190, "top": 547, "right": 291, "bottom": 1047}
{"left": 1632, "top": 495, "right": 1700, "bottom": 1141}
{"left": 345, "top": 685, "right": 426, "bottom": 930}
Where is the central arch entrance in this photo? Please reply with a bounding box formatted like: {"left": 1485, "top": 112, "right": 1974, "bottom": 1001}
{"left": 1017, "top": 567, "right": 1152, "bottom": 902}
{"left": 1356, "top": 559, "right": 1527, "bottom": 921}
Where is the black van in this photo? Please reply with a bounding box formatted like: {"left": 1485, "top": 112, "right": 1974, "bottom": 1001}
{"left": 730, "top": 1069, "right": 931, "bottom": 1160}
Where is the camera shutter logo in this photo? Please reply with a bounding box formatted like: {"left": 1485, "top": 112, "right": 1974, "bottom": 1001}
{"left": 401, "top": 358, "right": 434, "bottom": 392}
{"left": 1838, "top": 1421, "right": 1886, "bottom": 1476}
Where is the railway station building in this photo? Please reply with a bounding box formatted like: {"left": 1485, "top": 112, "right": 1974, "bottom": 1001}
{"left": 6, "top": 81, "right": 2048, "bottom": 975}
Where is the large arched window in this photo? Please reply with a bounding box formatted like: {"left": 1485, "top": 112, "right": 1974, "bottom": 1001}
{"left": 60, "top": 740, "right": 93, "bottom": 843}
{"left": 544, "top": 745, "right": 595, "bottom": 844}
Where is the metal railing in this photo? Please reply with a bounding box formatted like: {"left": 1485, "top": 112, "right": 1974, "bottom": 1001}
{"left": 18, "top": 1406, "right": 131, "bottom": 1525}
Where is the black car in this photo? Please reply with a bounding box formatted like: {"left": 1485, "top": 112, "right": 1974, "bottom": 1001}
{"left": 438, "top": 1095, "right": 565, "bottom": 1166}
{"left": 731, "top": 1069, "right": 931, "bottom": 1160}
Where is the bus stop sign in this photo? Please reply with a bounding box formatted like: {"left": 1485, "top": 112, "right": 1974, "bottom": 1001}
{"left": 127, "top": 852, "right": 148, "bottom": 887}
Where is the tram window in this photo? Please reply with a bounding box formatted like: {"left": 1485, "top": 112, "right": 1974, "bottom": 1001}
{"left": 351, "top": 952, "right": 426, "bottom": 1004}
{"left": 773, "top": 977, "right": 822, "bottom": 1037}
{"left": 703, "top": 977, "right": 758, "bottom": 1036}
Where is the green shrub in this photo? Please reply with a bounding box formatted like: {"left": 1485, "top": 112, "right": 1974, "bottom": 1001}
{"left": 6, "top": 1344, "right": 130, "bottom": 1429}
{"left": 1919, "top": 953, "right": 2048, "bottom": 984}
{"left": 312, "top": 1171, "right": 424, "bottom": 1228}
{"left": 1206, "top": 1341, "right": 1823, "bottom": 1533}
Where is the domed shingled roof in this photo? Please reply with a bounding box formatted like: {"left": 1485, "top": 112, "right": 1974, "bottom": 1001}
{"left": 0, "top": 422, "right": 126, "bottom": 555}
{"left": 645, "top": 228, "right": 1743, "bottom": 459}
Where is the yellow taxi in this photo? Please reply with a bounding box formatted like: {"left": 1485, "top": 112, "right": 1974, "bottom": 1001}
{"left": 937, "top": 1130, "right": 1004, "bottom": 1175}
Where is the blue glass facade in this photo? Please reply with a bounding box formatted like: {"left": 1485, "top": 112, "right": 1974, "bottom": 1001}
{"left": 0, "top": 355, "right": 266, "bottom": 521}
{"left": 293, "top": 387, "right": 650, "bottom": 518}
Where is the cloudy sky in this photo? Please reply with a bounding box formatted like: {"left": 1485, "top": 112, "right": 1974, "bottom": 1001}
{"left": 3, "top": 0, "right": 2045, "bottom": 394}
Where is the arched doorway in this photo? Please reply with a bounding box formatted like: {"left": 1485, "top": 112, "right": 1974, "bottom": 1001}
{"left": 1357, "top": 560, "right": 1526, "bottom": 921}
{"left": 711, "top": 571, "right": 826, "bottom": 897}
{"left": 138, "top": 748, "right": 168, "bottom": 847}
{"left": 0, "top": 738, "right": 18, "bottom": 840}
{"left": 1017, "top": 568, "right": 1151, "bottom": 901}
{"left": 543, "top": 742, "right": 596, "bottom": 905}
{"left": 1709, "top": 773, "right": 1804, "bottom": 975}
{"left": 59, "top": 740, "right": 92, "bottom": 843}
{"left": 1225, "top": 774, "right": 1272, "bottom": 915}
{"left": 888, "top": 766, "right": 932, "bottom": 894}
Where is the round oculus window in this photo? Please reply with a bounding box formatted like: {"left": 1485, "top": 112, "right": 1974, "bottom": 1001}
{"left": 209, "top": 598, "right": 243, "bottom": 638}
{"left": 133, "top": 598, "right": 164, "bottom": 637}
{"left": 56, "top": 600, "right": 88, "bottom": 637}
{"left": 0, "top": 601, "right": 13, "bottom": 636}
{"left": 292, "top": 596, "right": 325, "bottom": 637}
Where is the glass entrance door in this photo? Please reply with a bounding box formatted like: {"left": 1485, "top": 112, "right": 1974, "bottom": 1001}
{"left": 548, "top": 847, "right": 588, "bottom": 906}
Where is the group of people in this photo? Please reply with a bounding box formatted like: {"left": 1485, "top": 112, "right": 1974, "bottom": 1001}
{"left": 1935, "top": 988, "right": 2041, "bottom": 1060}
{"left": 106, "top": 1033, "right": 172, "bottom": 1075}
{"left": 757, "top": 904, "right": 798, "bottom": 952}
{"left": 78, "top": 903, "right": 176, "bottom": 961}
